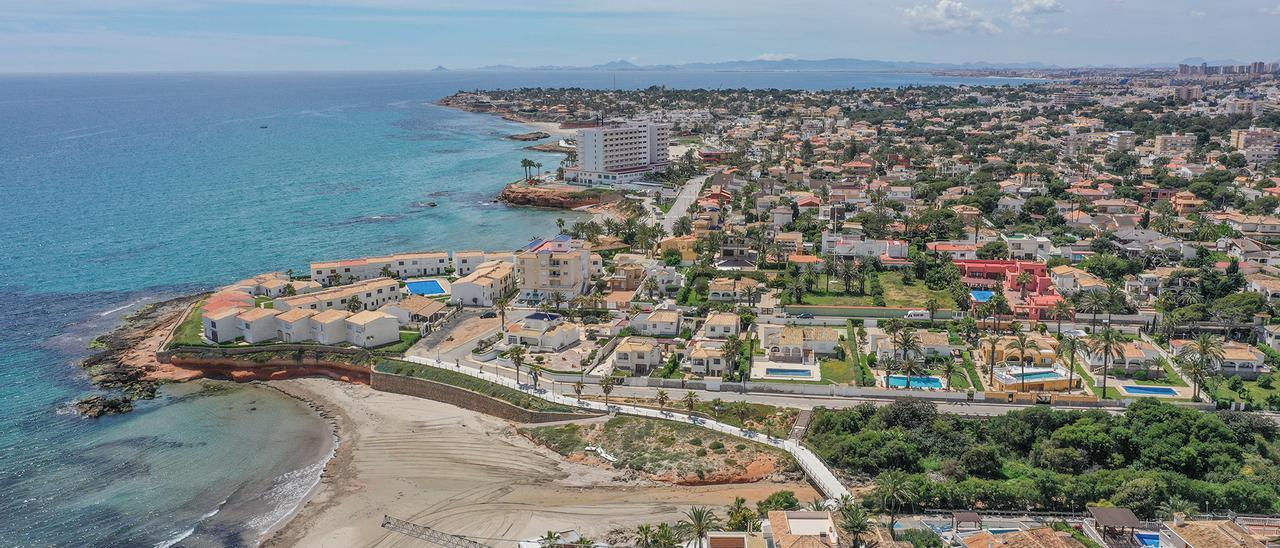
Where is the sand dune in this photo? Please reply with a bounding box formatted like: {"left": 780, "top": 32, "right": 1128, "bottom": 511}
{"left": 264, "top": 379, "right": 816, "bottom": 547}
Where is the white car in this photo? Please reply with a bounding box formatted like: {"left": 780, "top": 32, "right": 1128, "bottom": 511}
{"left": 903, "top": 310, "right": 931, "bottom": 320}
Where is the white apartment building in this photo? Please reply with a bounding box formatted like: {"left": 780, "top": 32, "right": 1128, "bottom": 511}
{"left": 1107, "top": 130, "right": 1136, "bottom": 152}
{"left": 514, "top": 236, "right": 596, "bottom": 301}
{"left": 449, "top": 260, "right": 516, "bottom": 307}
{"left": 311, "top": 252, "right": 450, "bottom": 285}
{"left": 566, "top": 122, "right": 671, "bottom": 185}
{"left": 273, "top": 277, "right": 401, "bottom": 313}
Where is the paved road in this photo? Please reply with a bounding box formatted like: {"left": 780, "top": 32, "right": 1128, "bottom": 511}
{"left": 660, "top": 173, "right": 708, "bottom": 234}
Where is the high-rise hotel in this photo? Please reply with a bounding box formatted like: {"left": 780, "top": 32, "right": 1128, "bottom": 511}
{"left": 565, "top": 121, "right": 671, "bottom": 185}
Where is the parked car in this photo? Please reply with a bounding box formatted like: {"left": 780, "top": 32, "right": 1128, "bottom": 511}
{"left": 904, "top": 310, "right": 930, "bottom": 320}
{"left": 795, "top": 313, "right": 814, "bottom": 319}
{"left": 480, "top": 311, "right": 497, "bottom": 319}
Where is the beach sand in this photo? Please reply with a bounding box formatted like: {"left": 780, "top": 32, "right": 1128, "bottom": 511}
{"left": 520, "top": 120, "right": 576, "bottom": 139}
{"left": 264, "top": 378, "right": 817, "bottom": 547}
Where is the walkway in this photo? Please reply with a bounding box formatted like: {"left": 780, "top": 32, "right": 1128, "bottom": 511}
{"left": 660, "top": 174, "right": 708, "bottom": 234}
{"left": 401, "top": 354, "right": 850, "bottom": 500}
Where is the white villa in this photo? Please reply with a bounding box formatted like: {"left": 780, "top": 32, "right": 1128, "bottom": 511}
{"left": 505, "top": 312, "right": 582, "bottom": 352}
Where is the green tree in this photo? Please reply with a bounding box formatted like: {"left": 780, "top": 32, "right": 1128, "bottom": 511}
{"left": 1181, "top": 333, "right": 1224, "bottom": 401}
{"left": 678, "top": 507, "right": 722, "bottom": 548}
{"left": 875, "top": 470, "right": 919, "bottom": 539}
{"left": 1086, "top": 327, "right": 1124, "bottom": 398}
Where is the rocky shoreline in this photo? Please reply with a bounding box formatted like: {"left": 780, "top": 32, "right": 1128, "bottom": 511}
{"left": 498, "top": 181, "right": 620, "bottom": 209}
{"left": 508, "top": 130, "right": 550, "bottom": 141}
{"left": 76, "top": 294, "right": 203, "bottom": 417}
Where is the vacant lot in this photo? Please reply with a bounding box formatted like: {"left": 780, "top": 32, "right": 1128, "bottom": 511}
{"left": 522, "top": 416, "right": 796, "bottom": 485}
{"left": 802, "top": 272, "right": 956, "bottom": 308}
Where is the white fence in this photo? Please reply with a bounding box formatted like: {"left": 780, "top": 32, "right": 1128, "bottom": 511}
{"left": 400, "top": 355, "right": 850, "bottom": 500}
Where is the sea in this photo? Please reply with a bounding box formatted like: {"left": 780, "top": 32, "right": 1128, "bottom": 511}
{"left": 0, "top": 70, "right": 1034, "bottom": 546}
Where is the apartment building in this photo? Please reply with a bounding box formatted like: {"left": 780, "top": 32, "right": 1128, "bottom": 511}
{"left": 820, "top": 232, "right": 909, "bottom": 259}
{"left": 450, "top": 260, "right": 516, "bottom": 307}
{"left": 201, "top": 305, "right": 398, "bottom": 348}
{"left": 1154, "top": 133, "right": 1197, "bottom": 156}
{"left": 273, "top": 277, "right": 401, "bottom": 313}
{"left": 1107, "top": 130, "right": 1137, "bottom": 152}
{"left": 514, "top": 236, "right": 596, "bottom": 301}
{"left": 452, "top": 251, "right": 514, "bottom": 276}
{"left": 613, "top": 336, "right": 664, "bottom": 375}
{"left": 311, "top": 252, "right": 450, "bottom": 285}
{"left": 566, "top": 122, "right": 671, "bottom": 185}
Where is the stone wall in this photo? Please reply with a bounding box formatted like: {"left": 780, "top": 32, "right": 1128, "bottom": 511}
{"left": 370, "top": 371, "right": 594, "bottom": 423}
{"left": 165, "top": 355, "right": 372, "bottom": 384}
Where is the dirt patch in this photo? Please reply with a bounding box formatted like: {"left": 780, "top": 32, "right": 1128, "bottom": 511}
{"left": 521, "top": 416, "right": 801, "bottom": 487}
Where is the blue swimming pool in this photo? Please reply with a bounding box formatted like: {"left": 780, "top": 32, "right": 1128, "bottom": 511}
{"left": 971, "top": 290, "right": 995, "bottom": 302}
{"left": 1135, "top": 532, "right": 1160, "bottom": 546}
{"left": 766, "top": 368, "right": 814, "bottom": 377}
{"left": 1124, "top": 386, "right": 1178, "bottom": 396}
{"left": 887, "top": 375, "right": 945, "bottom": 389}
{"left": 987, "top": 528, "right": 1020, "bottom": 535}
{"left": 405, "top": 279, "right": 446, "bottom": 295}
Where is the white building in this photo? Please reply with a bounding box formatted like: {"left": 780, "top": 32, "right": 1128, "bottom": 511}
{"left": 505, "top": 312, "right": 582, "bottom": 352}
{"left": 1107, "top": 130, "right": 1137, "bottom": 152}
{"left": 820, "top": 232, "right": 909, "bottom": 259}
{"left": 311, "top": 252, "right": 450, "bottom": 285}
{"left": 566, "top": 122, "right": 671, "bottom": 185}
{"left": 450, "top": 260, "right": 516, "bottom": 307}
{"left": 344, "top": 310, "right": 400, "bottom": 348}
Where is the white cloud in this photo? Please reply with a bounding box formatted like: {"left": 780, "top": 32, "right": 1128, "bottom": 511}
{"left": 1011, "top": 0, "right": 1063, "bottom": 15}
{"left": 1188, "top": 9, "right": 1205, "bottom": 17}
{"left": 903, "top": 0, "right": 1000, "bottom": 34}
{"left": 754, "top": 52, "right": 797, "bottom": 61}
{"left": 1261, "top": 3, "right": 1280, "bottom": 15}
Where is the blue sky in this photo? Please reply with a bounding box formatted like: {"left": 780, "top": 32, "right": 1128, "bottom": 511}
{"left": 1, "top": 0, "right": 1277, "bottom": 72}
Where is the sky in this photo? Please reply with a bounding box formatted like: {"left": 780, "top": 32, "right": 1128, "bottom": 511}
{"left": 0, "top": 0, "right": 1278, "bottom": 72}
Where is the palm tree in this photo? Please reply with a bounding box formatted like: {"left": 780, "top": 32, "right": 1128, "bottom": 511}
{"left": 509, "top": 345, "right": 526, "bottom": 385}
{"left": 634, "top": 524, "right": 655, "bottom": 548}
{"left": 983, "top": 331, "right": 1003, "bottom": 387}
{"left": 573, "top": 380, "right": 585, "bottom": 402}
{"left": 1080, "top": 290, "right": 1110, "bottom": 330}
{"left": 882, "top": 319, "right": 905, "bottom": 359}
{"left": 1086, "top": 327, "right": 1125, "bottom": 398}
{"left": 1050, "top": 299, "right": 1074, "bottom": 334}
{"left": 642, "top": 277, "right": 660, "bottom": 301}
{"left": 939, "top": 359, "right": 959, "bottom": 390}
{"left": 1015, "top": 271, "right": 1034, "bottom": 299}
{"left": 656, "top": 389, "right": 670, "bottom": 412}
{"left": 1008, "top": 331, "right": 1040, "bottom": 393}
{"left": 897, "top": 327, "right": 922, "bottom": 364}
{"left": 683, "top": 390, "right": 699, "bottom": 414}
{"left": 539, "top": 531, "right": 561, "bottom": 548}
{"left": 495, "top": 294, "right": 512, "bottom": 330}
{"left": 720, "top": 335, "right": 742, "bottom": 381}
{"left": 924, "top": 298, "right": 940, "bottom": 327}
{"left": 895, "top": 355, "right": 927, "bottom": 390}
{"left": 1182, "top": 333, "right": 1224, "bottom": 401}
{"left": 652, "top": 524, "right": 681, "bottom": 548}
{"left": 600, "top": 375, "right": 616, "bottom": 407}
{"left": 678, "top": 507, "right": 722, "bottom": 548}
{"left": 1058, "top": 336, "right": 1080, "bottom": 394}
{"left": 875, "top": 470, "right": 918, "bottom": 540}
{"left": 839, "top": 505, "right": 875, "bottom": 548}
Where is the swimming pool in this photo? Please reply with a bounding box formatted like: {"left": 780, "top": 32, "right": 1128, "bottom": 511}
{"left": 1135, "top": 532, "right": 1160, "bottom": 546}
{"left": 887, "top": 375, "right": 945, "bottom": 389}
{"left": 970, "top": 290, "right": 995, "bottom": 302}
{"left": 766, "top": 368, "right": 813, "bottom": 377}
{"left": 405, "top": 279, "right": 446, "bottom": 296}
{"left": 1123, "top": 385, "right": 1178, "bottom": 396}
{"left": 987, "top": 528, "right": 1020, "bottom": 535}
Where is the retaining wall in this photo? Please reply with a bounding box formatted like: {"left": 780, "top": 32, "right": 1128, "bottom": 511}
{"left": 370, "top": 371, "right": 596, "bottom": 423}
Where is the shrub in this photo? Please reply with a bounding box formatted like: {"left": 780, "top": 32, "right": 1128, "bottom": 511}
{"left": 688, "top": 438, "right": 702, "bottom": 446}
{"left": 709, "top": 441, "right": 725, "bottom": 450}
{"left": 1259, "top": 374, "right": 1274, "bottom": 389}
{"left": 1133, "top": 370, "right": 1149, "bottom": 381}
{"left": 1229, "top": 375, "right": 1246, "bottom": 394}
{"left": 695, "top": 448, "right": 708, "bottom": 457}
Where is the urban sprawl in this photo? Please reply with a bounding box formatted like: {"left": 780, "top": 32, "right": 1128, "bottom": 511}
{"left": 174, "top": 64, "right": 1280, "bottom": 548}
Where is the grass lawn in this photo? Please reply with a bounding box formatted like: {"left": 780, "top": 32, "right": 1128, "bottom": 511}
{"left": 1210, "top": 376, "right": 1279, "bottom": 408}
{"left": 820, "top": 358, "right": 858, "bottom": 385}
{"left": 1073, "top": 364, "right": 1122, "bottom": 399}
{"left": 169, "top": 300, "right": 207, "bottom": 347}
{"left": 377, "top": 360, "right": 577, "bottom": 413}
{"left": 371, "top": 331, "right": 422, "bottom": 354}
{"left": 941, "top": 366, "right": 971, "bottom": 390}
{"left": 803, "top": 272, "right": 956, "bottom": 308}
{"left": 962, "top": 351, "right": 985, "bottom": 391}
{"left": 657, "top": 201, "right": 673, "bottom": 214}
{"left": 1130, "top": 360, "right": 1188, "bottom": 387}
{"left": 253, "top": 295, "right": 274, "bottom": 308}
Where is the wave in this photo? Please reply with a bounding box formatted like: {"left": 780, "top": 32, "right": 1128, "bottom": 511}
{"left": 153, "top": 498, "right": 227, "bottom": 548}
{"left": 247, "top": 453, "right": 332, "bottom": 540}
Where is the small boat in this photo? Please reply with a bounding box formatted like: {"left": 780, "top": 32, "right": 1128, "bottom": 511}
{"left": 426, "top": 202, "right": 438, "bottom": 207}
{"left": 260, "top": 125, "right": 268, "bottom": 129}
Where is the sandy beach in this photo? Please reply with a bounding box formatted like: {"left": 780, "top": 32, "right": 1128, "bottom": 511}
{"left": 519, "top": 120, "right": 576, "bottom": 139}
{"left": 263, "top": 378, "right": 817, "bottom": 547}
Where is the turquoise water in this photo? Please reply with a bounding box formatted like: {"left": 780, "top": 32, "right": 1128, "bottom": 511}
{"left": 0, "top": 70, "right": 1037, "bottom": 545}
{"left": 887, "top": 375, "right": 945, "bottom": 389}
{"left": 971, "top": 290, "right": 995, "bottom": 302}
{"left": 1123, "top": 385, "right": 1179, "bottom": 396}
{"left": 765, "top": 368, "right": 813, "bottom": 377}
{"left": 1135, "top": 532, "right": 1160, "bottom": 546}
{"left": 406, "top": 279, "right": 447, "bottom": 295}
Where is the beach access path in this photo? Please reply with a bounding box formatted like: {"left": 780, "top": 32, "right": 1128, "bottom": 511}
{"left": 401, "top": 355, "right": 849, "bottom": 500}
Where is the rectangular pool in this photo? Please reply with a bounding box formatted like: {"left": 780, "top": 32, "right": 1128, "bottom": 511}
{"left": 1123, "top": 386, "right": 1178, "bottom": 396}
{"left": 766, "top": 368, "right": 814, "bottom": 378}
{"left": 1016, "top": 371, "right": 1064, "bottom": 381}
{"left": 887, "top": 375, "right": 945, "bottom": 389}
{"left": 1135, "top": 532, "right": 1160, "bottom": 546}
{"left": 406, "top": 279, "right": 446, "bottom": 296}
{"left": 970, "top": 290, "right": 995, "bottom": 303}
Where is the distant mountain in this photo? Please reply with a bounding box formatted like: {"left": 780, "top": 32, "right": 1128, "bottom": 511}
{"left": 430, "top": 65, "right": 449, "bottom": 72}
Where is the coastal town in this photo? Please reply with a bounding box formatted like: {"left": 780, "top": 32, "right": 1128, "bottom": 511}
{"left": 83, "top": 63, "right": 1280, "bottom": 547}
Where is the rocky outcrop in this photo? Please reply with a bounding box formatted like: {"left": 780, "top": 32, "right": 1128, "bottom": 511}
{"left": 498, "top": 182, "right": 619, "bottom": 210}
{"left": 508, "top": 131, "right": 550, "bottom": 141}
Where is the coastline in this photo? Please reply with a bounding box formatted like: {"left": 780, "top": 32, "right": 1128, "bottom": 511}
{"left": 260, "top": 378, "right": 818, "bottom": 546}
{"left": 255, "top": 381, "right": 343, "bottom": 546}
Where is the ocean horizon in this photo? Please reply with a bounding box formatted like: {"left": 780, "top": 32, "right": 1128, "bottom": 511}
{"left": 0, "top": 69, "right": 1036, "bottom": 545}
